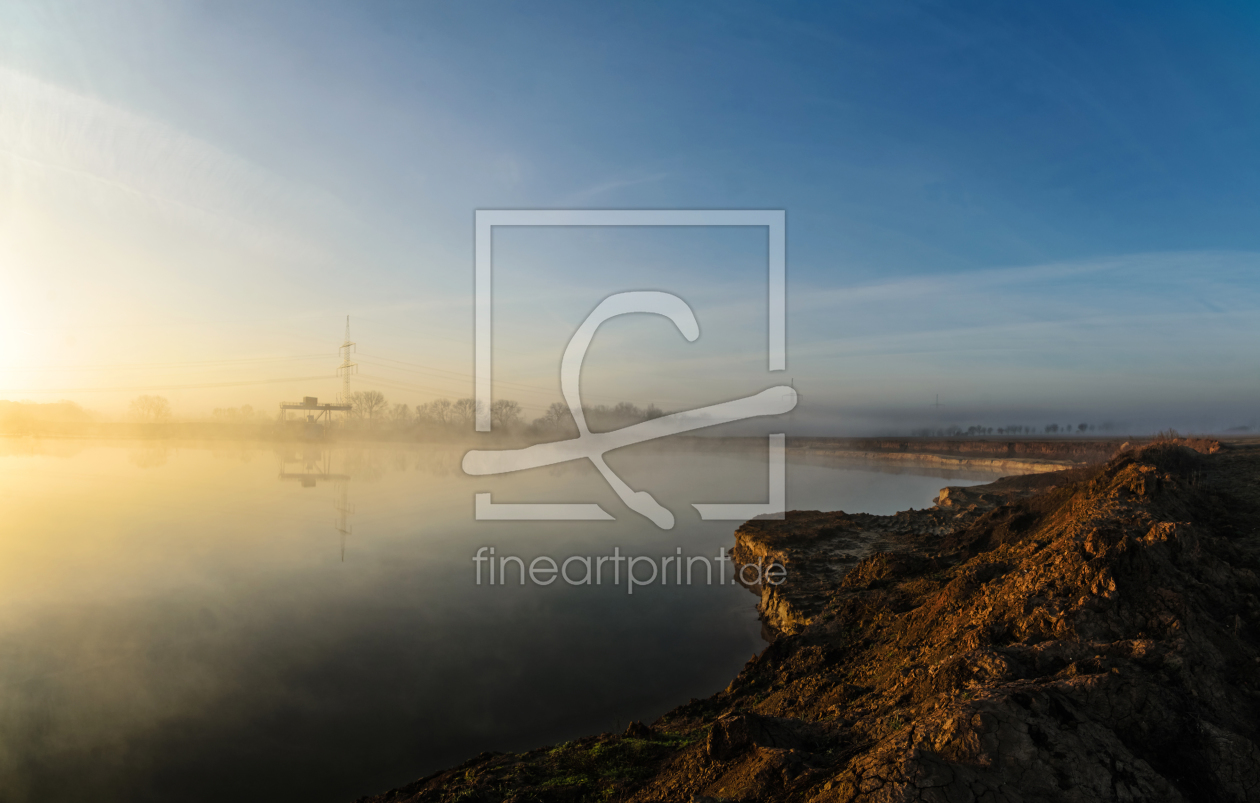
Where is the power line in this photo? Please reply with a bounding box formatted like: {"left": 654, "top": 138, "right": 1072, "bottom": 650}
{"left": 0, "top": 375, "right": 335, "bottom": 394}
{"left": 356, "top": 373, "right": 566, "bottom": 403}
{"left": 1, "top": 354, "right": 335, "bottom": 372}
{"left": 355, "top": 354, "right": 494, "bottom": 386}
{"left": 355, "top": 357, "right": 546, "bottom": 396}
{"left": 356, "top": 354, "right": 669, "bottom": 405}
{"left": 355, "top": 373, "right": 466, "bottom": 397}
{"left": 354, "top": 372, "right": 699, "bottom": 412}
{"left": 357, "top": 352, "right": 471, "bottom": 374}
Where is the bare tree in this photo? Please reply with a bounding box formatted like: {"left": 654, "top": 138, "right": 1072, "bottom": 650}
{"left": 349, "top": 390, "right": 387, "bottom": 422}
{"left": 535, "top": 401, "right": 570, "bottom": 429}
{"left": 129, "top": 395, "right": 172, "bottom": 422}
{"left": 390, "top": 403, "right": 412, "bottom": 427}
{"left": 212, "top": 404, "right": 259, "bottom": 423}
{"left": 422, "top": 398, "right": 452, "bottom": 425}
{"left": 491, "top": 399, "right": 522, "bottom": 429}
{"left": 451, "top": 397, "right": 482, "bottom": 425}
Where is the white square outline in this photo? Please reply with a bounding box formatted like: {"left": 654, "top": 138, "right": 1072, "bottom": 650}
{"left": 475, "top": 209, "right": 786, "bottom": 432}
{"left": 471, "top": 209, "right": 788, "bottom": 524}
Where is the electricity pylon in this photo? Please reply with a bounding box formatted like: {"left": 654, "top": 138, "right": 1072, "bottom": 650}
{"left": 337, "top": 315, "right": 357, "bottom": 404}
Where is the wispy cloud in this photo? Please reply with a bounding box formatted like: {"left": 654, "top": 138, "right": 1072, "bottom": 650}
{"left": 561, "top": 171, "right": 671, "bottom": 204}
{"left": 793, "top": 250, "right": 1260, "bottom": 312}
{"left": 0, "top": 67, "right": 343, "bottom": 263}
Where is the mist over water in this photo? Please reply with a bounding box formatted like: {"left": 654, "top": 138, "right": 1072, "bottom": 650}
{"left": 0, "top": 438, "right": 1000, "bottom": 802}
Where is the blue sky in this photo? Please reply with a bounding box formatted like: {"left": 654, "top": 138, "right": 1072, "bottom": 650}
{"left": 1, "top": 0, "right": 1258, "bottom": 432}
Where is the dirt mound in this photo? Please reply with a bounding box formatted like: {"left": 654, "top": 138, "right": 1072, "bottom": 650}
{"left": 358, "top": 443, "right": 1260, "bottom": 803}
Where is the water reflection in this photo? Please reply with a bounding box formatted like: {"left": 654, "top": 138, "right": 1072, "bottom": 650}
{"left": 278, "top": 447, "right": 355, "bottom": 561}
{"left": 277, "top": 446, "right": 349, "bottom": 488}
{"left": 129, "top": 443, "right": 172, "bottom": 468}
{"left": 0, "top": 438, "right": 1003, "bottom": 803}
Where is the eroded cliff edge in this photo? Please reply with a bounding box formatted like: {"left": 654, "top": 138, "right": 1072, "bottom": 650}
{"left": 358, "top": 441, "right": 1260, "bottom": 803}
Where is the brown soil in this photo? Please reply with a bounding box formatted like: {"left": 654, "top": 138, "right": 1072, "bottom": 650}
{"left": 357, "top": 439, "right": 1260, "bottom": 803}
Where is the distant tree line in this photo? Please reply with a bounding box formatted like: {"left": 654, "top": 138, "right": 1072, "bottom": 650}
{"left": 211, "top": 404, "right": 269, "bottom": 422}
{"left": 113, "top": 392, "right": 666, "bottom": 435}
{"left": 910, "top": 422, "right": 1118, "bottom": 437}
{"left": 343, "top": 391, "right": 500, "bottom": 429}
{"left": 532, "top": 400, "right": 664, "bottom": 435}
{"left": 341, "top": 391, "right": 663, "bottom": 436}
{"left": 129, "top": 395, "right": 172, "bottom": 422}
{"left": 0, "top": 400, "right": 94, "bottom": 434}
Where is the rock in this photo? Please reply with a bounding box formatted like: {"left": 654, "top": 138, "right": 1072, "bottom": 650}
{"left": 705, "top": 713, "right": 806, "bottom": 760}
{"left": 623, "top": 720, "right": 653, "bottom": 739}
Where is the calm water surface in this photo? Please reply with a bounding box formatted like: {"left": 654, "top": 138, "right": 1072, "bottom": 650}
{"left": 0, "top": 438, "right": 1003, "bottom": 802}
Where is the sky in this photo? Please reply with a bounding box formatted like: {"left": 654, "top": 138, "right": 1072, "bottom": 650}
{"left": 1, "top": 0, "right": 1258, "bottom": 433}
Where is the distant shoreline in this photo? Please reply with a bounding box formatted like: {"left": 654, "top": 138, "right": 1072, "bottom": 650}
{"left": 0, "top": 426, "right": 1222, "bottom": 476}
{"left": 785, "top": 435, "right": 1133, "bottom": 473}
{"left": 787, "top": 445, "right": 1073, "bottom": 473}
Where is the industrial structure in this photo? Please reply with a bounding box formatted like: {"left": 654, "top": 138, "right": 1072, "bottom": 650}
{"left": 274, "top": 317, "right": 362, "bottom": 561}
{"left": 279, "top": 396, "right": 352, "bottom": 438}
{"left": 278, "top": 316, "right": 358, "bottom": 438}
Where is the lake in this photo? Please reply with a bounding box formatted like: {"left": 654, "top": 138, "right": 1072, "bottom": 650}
{"left": 0, "top": 438, "right": 1004, "bottom": 802}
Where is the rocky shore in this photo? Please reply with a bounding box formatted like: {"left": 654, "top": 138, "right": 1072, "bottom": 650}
{"left": 357, "top": 439, "right": 1260, "bottom": 802}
